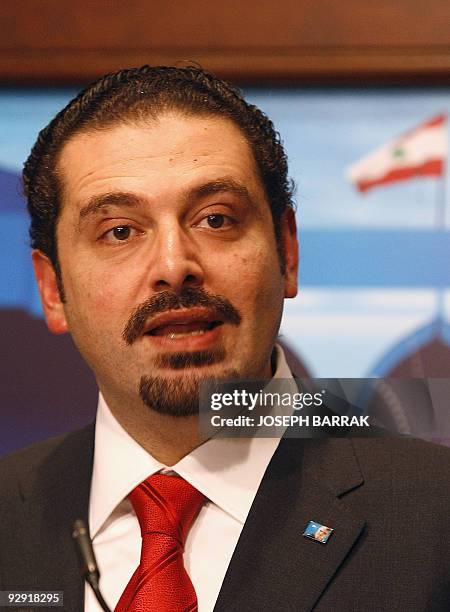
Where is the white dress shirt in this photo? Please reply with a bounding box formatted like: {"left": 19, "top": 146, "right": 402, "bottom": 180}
{"left": 85, "top": 345, "right": 293, "bottom": 611}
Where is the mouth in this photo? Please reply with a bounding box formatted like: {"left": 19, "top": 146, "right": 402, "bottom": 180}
{"left": 142, "top": 308, "right": 225, "bottom": 347}
{"left": 145, "top": 319, "right": 223, "bottom": 339}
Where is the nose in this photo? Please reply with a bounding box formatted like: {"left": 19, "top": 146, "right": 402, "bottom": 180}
{"left": 147, "top": 222, "right": 204, "bottom": 294}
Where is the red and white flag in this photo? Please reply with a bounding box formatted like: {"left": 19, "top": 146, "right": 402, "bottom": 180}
{"left": 346, "top": 113, "right": 447, "bottom": 193}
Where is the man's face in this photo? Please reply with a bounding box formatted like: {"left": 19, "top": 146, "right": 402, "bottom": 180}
{"left": 33, "top": 113, "right": 298, "bottom": 416}
{"left": 315, "top": 526, "right": 331, "bottom": 541}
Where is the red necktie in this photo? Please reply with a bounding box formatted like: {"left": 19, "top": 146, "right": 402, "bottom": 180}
{"left": 115, "top": 473, "right": 205, "bottom": 612}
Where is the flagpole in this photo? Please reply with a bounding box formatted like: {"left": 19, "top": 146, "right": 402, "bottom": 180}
{"left": 434, "top": 157, "right": 447, "bottom": 336}
{"left": 434, "top": 161, "right": 447, "bottom": 230}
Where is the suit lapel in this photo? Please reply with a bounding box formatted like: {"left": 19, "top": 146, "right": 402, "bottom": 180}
{"left": 19, "top": 424, "right": 95, "bottom": 611}
{"left": 214, "top": 437, "right": 366, "bottom": 612}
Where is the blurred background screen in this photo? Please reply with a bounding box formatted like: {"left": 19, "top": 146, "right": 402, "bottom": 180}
{"left": 1, "top": 1, "right": 449, "bottom": 454}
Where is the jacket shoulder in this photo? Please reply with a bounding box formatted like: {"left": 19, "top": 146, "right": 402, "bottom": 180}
{"left": 351, "top": 436, "right": 450, "bottom": 488}
{"left": 0, "top": 424, "right": 95, "bottom": 501}
{"left": 352, "top": 435, "right": 450, "bottom": 462}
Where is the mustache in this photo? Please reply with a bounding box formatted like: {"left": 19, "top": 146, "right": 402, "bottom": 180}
{"left": 123, "top": 287, "right": 242, "bottom": 345}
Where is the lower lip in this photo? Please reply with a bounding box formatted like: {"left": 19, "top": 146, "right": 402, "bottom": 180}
{"left": 143, "top": 324, "right": 224, "bottom": 351}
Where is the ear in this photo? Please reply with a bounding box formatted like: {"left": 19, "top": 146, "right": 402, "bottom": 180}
{"left": 32, "top": 250, "right": 68, "bottom": 334}
{"left": 281, "top": 208, "right": 299, "bottom": 298}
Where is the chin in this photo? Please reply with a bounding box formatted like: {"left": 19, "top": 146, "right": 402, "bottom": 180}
{"left": 138, "top": 364, "right": 241, "bottom": 418}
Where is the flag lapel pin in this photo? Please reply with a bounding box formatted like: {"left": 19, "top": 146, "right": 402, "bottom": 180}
{"left": 303, "top": 520, "right": 333, "bottom": 544}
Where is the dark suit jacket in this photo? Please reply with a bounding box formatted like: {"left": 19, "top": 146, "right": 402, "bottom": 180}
{"left": 1, "top": 424, "right": 450, "bottom": 611}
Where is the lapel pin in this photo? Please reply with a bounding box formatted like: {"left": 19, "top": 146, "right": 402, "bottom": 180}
{"left": 303, "top": 520, "right": 333, "bottom": 544}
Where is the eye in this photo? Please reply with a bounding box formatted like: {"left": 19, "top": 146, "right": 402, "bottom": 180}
{"left": 198, "top": 214, "right": 234, "bottom": 230}
{"left": 112, "top": 226, "right": 131, "bottom": 240}
{"left": 206, "top": 214, "right": 225, "bottom": 229}
{"left": 101, "top": 225, "right": 140, "bottom": 243}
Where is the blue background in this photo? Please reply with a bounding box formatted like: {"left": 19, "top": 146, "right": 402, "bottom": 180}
{"left": 1, "top": 87, "right": 449, "bottom": 453}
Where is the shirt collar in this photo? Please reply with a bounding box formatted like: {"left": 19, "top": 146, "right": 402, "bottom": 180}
{"left": 89, "top": 343, "right": 293, "bottom": 538}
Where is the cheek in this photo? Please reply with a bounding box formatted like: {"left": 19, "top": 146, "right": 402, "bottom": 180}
{"left": 66, "top": 260, "right": 132, "bottom": 306}
{"left": 63, "top": 267, "right": 129, "bottom": 335}
{"left": 223, "top": 249, "right": 284, "bottom": 314}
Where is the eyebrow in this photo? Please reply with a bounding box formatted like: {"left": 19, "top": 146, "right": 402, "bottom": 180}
{"left": 78, "top": 192, "right": 143, "bottom": 221}
{"left": 189, "top": 178, "right": 255, "bottom": 206}
{"left": 77, "top": 178, "right": 258, "bottom": 223}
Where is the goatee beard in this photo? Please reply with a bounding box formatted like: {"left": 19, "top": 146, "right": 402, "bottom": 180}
{"left": 125, "top": 287, "right": 243, "bottom": 417}
{"left": 139, "top": 348, "right": 239, "bottom": 417}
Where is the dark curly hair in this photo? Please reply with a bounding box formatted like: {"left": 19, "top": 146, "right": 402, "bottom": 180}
{"left": 23, "top": 65, "right": 295, "bottom": 281}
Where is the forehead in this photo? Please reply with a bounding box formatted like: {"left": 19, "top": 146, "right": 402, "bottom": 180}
{"left": 57, "top": 113, "right": 265, "bottom": 209}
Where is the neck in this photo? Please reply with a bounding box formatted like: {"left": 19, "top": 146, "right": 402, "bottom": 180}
{"left": 100, "top": 356, "right": 276, "bottom": 465}
{"left": 101, "top": 390, "right": 204, "bottom": 465}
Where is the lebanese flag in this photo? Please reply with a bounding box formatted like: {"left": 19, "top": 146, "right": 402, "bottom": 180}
{"left": 347, "top": 113, "right": 447, "bottom": 193}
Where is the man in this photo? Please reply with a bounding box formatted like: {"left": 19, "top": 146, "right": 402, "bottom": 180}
{"left": 314, "top": 525, "right": 332, "bottom": 543}
{"left": 1, "top": 65, "right": 450, "bottom": 611}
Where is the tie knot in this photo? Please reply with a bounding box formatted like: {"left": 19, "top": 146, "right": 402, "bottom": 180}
{"left": 129, "top": 473, "right": 205, "bottom": 546}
